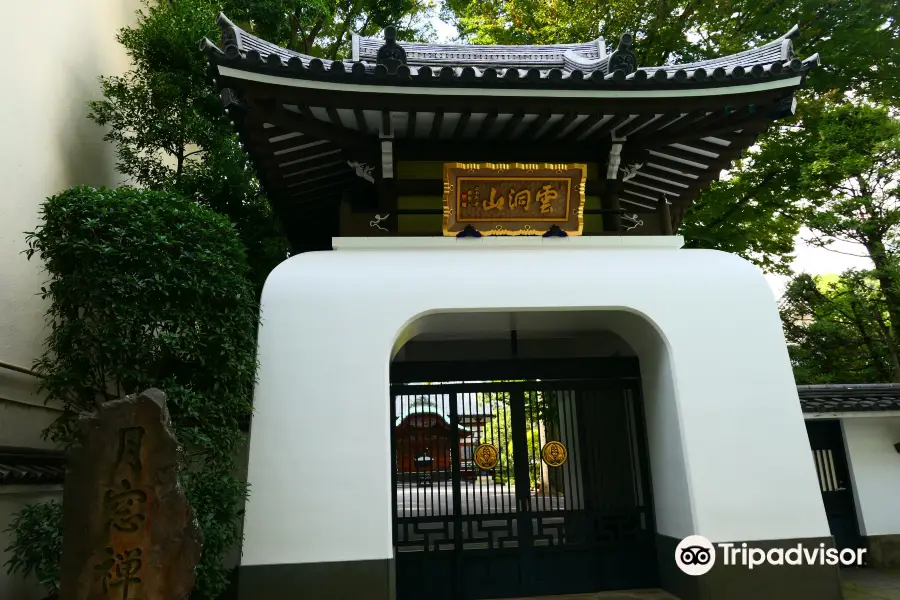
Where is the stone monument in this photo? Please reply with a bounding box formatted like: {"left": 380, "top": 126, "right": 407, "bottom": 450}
{"left": 59, "top": 388, "right": 203, "bottom": 600}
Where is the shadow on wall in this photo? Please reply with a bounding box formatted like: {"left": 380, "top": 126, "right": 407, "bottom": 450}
{"left": 59, "top": 42, "right": 126, "bottom": 190}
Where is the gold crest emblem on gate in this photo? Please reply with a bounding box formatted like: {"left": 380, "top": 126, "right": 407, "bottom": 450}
{"left": 473, "top": 444, "right": 499, "bottom": 470}
{"left": 541, "top": 441, "right": 568, "bottom": 467}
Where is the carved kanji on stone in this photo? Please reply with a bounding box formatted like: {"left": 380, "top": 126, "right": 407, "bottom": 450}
{"left": 60, "top": 389, "right": 203, "bottom": 600}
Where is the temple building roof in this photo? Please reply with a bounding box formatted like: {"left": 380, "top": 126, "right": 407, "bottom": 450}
{"left": 210, "top": 14, "right": 816, "bottom": 87}
{"left": 201, "top": 15, "right": 819, "bottom": 248}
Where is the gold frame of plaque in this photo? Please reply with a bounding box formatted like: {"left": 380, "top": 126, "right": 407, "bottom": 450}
{"left": 442, "top": 163, "right": 587, "bottom": 236}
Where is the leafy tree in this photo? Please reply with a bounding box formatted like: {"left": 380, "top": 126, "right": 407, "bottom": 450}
{"left": 88, "top": 0, "right": 291, "bottom": 293}
{"left": 21, "top": 186, "right": 259, "bottom": 599}
{"left": 226, "top": 0, "right": 439, "bottom": 59}
{"left": 442, "top": 0, "right": 900, "bottom": 275}
{"left": 781, "top": 270, "right": 900, "bottom": 383}
{"left": 442, "top": 0, "right": 899, "bottom": 102}
{"left": 3, "top": 501, "right": 63, "bottom": 599}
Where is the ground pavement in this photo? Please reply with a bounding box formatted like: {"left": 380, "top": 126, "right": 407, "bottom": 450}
{"left": 842, "top": 569, "right": 900, "bottom": 600}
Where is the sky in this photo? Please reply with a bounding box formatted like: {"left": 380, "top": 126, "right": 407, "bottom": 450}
{"left": 764, "top": 231, "right": 872, "bottom": 300}
{"left": 425, "top": 14, "right": 872, "bottom": 300}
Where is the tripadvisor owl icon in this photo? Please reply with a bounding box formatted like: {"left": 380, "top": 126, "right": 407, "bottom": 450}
{"left": 676, "top": 535, "right": 716, "bottom": 576}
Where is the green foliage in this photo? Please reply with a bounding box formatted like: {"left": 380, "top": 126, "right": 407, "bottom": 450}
{"left": 225, "top": 0, "right": 439, "bottom": 59}
{"left": 443, "top": 0, "right": 900, "bottom": 275}
{"left": 23, "top": 186, "right": 259, "bottom": 600}
{"left": 3, "top": 501, "right": 63, "bottom": 598}
{"left": 443, "top": 0, "right": 900, "bottom": 103}
{"left": 88, "top": 0, "right": 289, "bottom": 293}
{"left": 781, "top": 269, "right": 900, "bottom": 383}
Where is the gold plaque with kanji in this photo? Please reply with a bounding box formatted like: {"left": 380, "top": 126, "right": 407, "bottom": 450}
{"left": 541, "top": 441, "right": 568, "bottom": 468}
{"left": 473, "top": 444, "right": 499, "bottom": 470}
{"left": 442, "top": 163, "right": 586, "bottom": 236}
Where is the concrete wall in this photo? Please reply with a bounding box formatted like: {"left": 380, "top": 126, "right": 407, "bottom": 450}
{"left": 0, "top": 1, "right": 141, "bottom": 597}
{"left": 843, "top": 417, "right": 900, "bottom": 537}
{"left": 241, "top": 240, "right": 829, "bottom": 570}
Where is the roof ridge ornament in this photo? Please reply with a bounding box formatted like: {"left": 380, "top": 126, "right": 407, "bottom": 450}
{"left": 376, "top": 26, "right": 407, "bottom": 75}
{"left": 607, "top": 33, "right": 637, "bottom": 75}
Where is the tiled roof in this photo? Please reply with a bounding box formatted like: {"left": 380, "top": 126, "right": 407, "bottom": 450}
{"left": 0, "top": 446, "right": 66, "bottom": 485}
{"left": 203, "top": 14, "right": 819, "bottom": 89}
{"left": 797, "top": 384, "right": 900, "bottom": 413}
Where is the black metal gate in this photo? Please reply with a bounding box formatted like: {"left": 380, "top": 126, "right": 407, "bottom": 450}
{"left": 391, "top": 378, "right": 657, "bottom": 600}
{"left": 805, "top": 420, "right": 862, "bottom": 556}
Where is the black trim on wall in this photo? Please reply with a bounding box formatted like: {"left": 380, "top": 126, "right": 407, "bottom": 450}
{"left": 656, "top": 534, "right": 843, "bottom": 600}
{"left": 390, "top": 357, "right": 641, "bottom": 383}
{"left": 238, "top": 559, "right": 394, "bottom": 600}
{"left": 0, "top": 445, "right": 67, "bottom": 485}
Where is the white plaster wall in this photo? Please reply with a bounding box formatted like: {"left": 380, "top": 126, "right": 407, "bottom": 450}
{"left": 843, "top": 417, "right": 900, "bottom": 536}
{"left": 243, "top": 246, "right": 829, "bottom": 568}
{"left": 0, "top": 3, "right": 141, "bottom": 598}
{"left": 0, "top": 0, "right": 141, "bottom": 416}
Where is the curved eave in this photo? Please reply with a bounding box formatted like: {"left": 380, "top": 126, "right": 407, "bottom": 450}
{"left": 206, "top": 14, "right": 819, "bottom": 86}
{"left": 205, "top": 45, "right": 815, "bottom": 93}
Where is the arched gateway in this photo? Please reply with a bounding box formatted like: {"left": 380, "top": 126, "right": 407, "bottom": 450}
{"left": 201, "top": 17, "right": 839, "bottom": 600}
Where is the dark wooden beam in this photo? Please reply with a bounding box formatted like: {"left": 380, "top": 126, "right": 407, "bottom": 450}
{"left": 285, "top": 179, "right": 348, "bottom": 200}
{"left": 249, "top": 98, "right": 378, "bottom": 152}
{"left": 325, "top": 106, "right": 343, "bottom": 128}
{"left": 647, "top": 146, "right": 715, "bottom": 167}
{"left": 240, "top": 129, "right": 346, "bottom": 176}
{"left": 496, "top": 111, "right": 525, "bottom": 140}
{"left": 640, "top": 163, "right": 705, "bottom": 184}
{"left": 658, "top": 196, "right": 674, "bottom": 235}
{"left": 475, "top": 110, "right": 499, "bottom": 138}
{"left": 377, "top": 175, "right": 399, "bottom": 233}
{"left": 562, "top": 111, "right": 604, "bottom": 141}
{"left": 639, "top": 156, "right": 708, "bottom": 178}
{"left": 622, "top": 178, "right": 686, "bottom": 198}
{"left": 658, "top": 114, "right": 769, "bottom": 147}
{"left": 453, "top": 110, "right": 472, "bottom": 140}
{"left": 271, "top": 167, "right": 350, "bottom": 195}
{"left": 280, "top": 154, "right": 348, "bottom": 177}
{"left": 430, "top": 110, "right": 444, "bottom": 139}
{"left": 631, "top": 112, "right": 696, "bottom": 142}
{"left": 407, "top": 110, "right": 417, "bottom": 139}
{"left": 516, "top": 111, "right": 551, "bottom": 141}
{"left": 616, "top": 114, "right": 661, "bottom": 138}
{"left": 392, "top": 139, "right": 610, "bottom": 162}
{"left": 603, "top": 179, "right": 622, "bottom": 232}
{"left": 354, "top": 108, "right": 368, "bottom": 134}
{"left": 542, "top": 111, "right": 577, "bottom": 141}
{"left": 587, "top": 113, "right": 633, "bottom": 141}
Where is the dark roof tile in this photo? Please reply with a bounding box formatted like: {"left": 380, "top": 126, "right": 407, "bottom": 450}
{"left": 798, "top": 383, "right": 900, "bottom": 413}
{"left": 204, "top": 13, "right": 817, "bottom": 90}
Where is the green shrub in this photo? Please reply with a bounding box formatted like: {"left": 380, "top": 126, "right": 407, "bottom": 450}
{"left": 3, "top": 500, "right": 63, "bottom": 598}
{"left": 22, "top": 185, "right": 259, "bottom": 599}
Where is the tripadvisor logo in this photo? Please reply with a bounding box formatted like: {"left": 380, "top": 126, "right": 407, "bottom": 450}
{"left": 675, "top": 535, "right": 866, "bottom": 576}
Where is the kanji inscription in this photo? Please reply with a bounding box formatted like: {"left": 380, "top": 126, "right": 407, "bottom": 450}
{"left": 60, "top": 389, "right": 203, "bottom": 600}
{"left": 442, "top": 163, "right": 586, "bottom": 236}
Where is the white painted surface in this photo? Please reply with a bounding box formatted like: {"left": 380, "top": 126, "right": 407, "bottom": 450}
{"left": 843, "top": 417, "right": 900, "bottom": 536}
{"left": 806, "top": 411, "right": 900, "bottom": 420}
{"left": 332, "top": 235, "right": 685, "bottom": 250}
{"left": 0, "top": 0, "right": 141, "bottom": 418}
{"left": 0, "top": 2, "right": 141, "bottom": 596}
{"left": 243, "top": 246, "right": 829, "bottom": 567}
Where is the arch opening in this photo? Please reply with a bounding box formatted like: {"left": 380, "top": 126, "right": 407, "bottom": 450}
{"left": 388, "top": 308, "right": 687, "bottom": 600}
